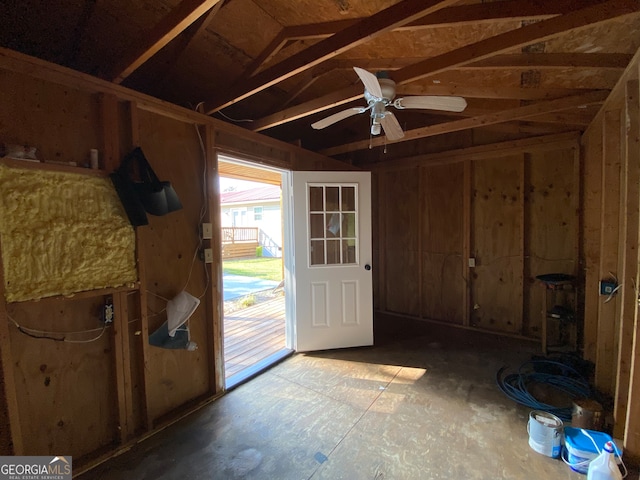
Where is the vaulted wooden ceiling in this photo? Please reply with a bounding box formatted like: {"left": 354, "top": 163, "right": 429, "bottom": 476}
{"left": 1, "top": 0, "right": 639, "bottom": 164}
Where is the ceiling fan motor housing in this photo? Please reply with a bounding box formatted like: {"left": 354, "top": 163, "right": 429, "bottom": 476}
{"left": 364, "top": 78, "right": 396, "bottom": 104}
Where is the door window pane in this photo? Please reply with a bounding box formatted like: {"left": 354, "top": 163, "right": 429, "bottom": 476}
{"left": 307, "top": 183, "right": 359, "bottom": 266}
{"left": 326, "top": 187, "right": 340, "bottom": 211}
{"left": 326, "top": 240, "right": 340, "bottom": 264}
{"left": 309, "top": 187, "right": 324, "bottom": 212}
{"left": 342, "top": 187, "right": 355, "bottom": 211}
{"left": 310, "top": 240, "right": 325, "bottom": 265}
{"left": 310, "top": 213, "right": 324, "bottom": 238}
{"left": 342, "top": 239, "right": 357, "bottom": 264}
{"left": 342, "top": 213, "right": 356, "bottom": 237}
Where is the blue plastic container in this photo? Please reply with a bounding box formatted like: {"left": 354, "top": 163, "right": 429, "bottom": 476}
{"left": 563, "top": 427, "right": 620, "bottom": 474}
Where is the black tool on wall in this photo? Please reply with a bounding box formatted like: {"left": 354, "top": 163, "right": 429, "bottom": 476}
{"left": 110, "top": 147, "right": 182, "bottom": 226}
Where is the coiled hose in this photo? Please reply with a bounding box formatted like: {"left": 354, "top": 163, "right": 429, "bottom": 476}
{"left": 496, "top": 359, "right": 591, "bottom": 421}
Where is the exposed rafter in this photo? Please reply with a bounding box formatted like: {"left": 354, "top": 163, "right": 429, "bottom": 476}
{"left": 275, "top": 63, "right": 335, "bottom": 110}
{"left": 326, "top": 53, "right": 632, "bottom": 72}
{"left": 395, "top": 85, "right": 601, "bottom": 101}
{"left": 144, "top": 2, "right": 225, "bottom": 89}
{"left": 111, "top": 0, "right": 222, "bottom": 84}
{"left": 242, "top": 30, "right": 290, "bottom": 78}
{"left": 204, "top": 0, "right": 459, "bottom": 114}
{"left": 283, "top": 0, "right": 603, "bottom": 40}
{"left": 233, "top": 0, "right": 606, "bottom": 87}
{"left": 394, "top": 0, "right": 639, "bottom": 85}
{"left": 251, "top": 0, "right": 638, "bottom": 132}
{"left": 320, "top": 90, "right": 609, "bottom": 156}
{"left": 460, "top": 53, "right": 633, "bottom": 70}
{"left": 252, "top": 85, "right": 362, "bottom": 132}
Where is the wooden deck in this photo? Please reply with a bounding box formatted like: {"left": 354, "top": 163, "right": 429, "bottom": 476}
{"left": 224, "top": 296, "right": 286, "bottom": 379}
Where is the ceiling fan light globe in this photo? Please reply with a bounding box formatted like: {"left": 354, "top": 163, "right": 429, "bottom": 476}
{"left": 371, "top": 124, "right": 381, "bottom": 135}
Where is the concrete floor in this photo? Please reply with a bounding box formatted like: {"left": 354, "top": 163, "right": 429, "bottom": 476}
{"left": 79, "top": 326, "right": 619, "bottom": 480}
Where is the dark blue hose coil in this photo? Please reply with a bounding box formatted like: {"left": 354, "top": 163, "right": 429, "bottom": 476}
{"left": 496, "top": 360, "right": 591, "bottom": 421}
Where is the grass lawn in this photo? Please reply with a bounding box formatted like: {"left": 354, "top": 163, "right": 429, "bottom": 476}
{"left": 222, "top": 257, "right": 283, "bottom": 282}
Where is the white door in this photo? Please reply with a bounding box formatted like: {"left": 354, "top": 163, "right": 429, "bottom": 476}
{"left": 287, "top": 171, "right": 373, "bottom": 352}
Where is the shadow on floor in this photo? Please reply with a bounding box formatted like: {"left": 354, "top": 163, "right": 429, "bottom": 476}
{"left": 78, "top": 319, "right": 635, "bottom": 480}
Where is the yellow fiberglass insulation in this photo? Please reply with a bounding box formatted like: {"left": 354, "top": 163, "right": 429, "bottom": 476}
{"left": 0, "top": 164, "right": 137, "bottom": 302}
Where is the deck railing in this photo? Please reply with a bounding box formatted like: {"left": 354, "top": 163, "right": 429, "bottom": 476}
{"left": 222, "top": 227, "right": 259, "bottom": 244}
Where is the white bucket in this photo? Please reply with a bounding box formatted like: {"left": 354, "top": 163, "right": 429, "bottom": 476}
{"left": 528, "top": 410, "right": 563, "bottom": 458}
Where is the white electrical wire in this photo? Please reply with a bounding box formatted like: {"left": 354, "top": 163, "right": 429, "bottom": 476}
{"left": 61, "top": 324, "right": 107, "bottom": 343}
{"left": 7, "top": 313, "right": 109, "bottom": 343}
{"left": 216, "top": 110, "right": 254, "bottom": 123}
{"left": 191, "top": 119, "right": 211, "bottom": 299}
{"left": 145, "top": 290, "right": 170, "bottom": 302}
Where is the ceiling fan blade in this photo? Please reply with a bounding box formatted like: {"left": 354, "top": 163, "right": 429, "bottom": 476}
{"left": 395, "top": 96, "right": 467, "bottom": 112}
{"left": 311, "top": 107, "right": 366, "bottom": 130}
{"left": 380, "top": 112, "right": 404, "bottom": 141}
{"left": 353, "top": 67, "right": 383, "bottom": 99}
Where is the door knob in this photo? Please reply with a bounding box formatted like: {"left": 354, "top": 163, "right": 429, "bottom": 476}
{"left": 365, "top": 264, "right": 371, "bottom": 271}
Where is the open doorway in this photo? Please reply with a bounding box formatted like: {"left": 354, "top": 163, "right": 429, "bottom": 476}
{"left": 218, "top": 154, "right": 291, "bottom": 389}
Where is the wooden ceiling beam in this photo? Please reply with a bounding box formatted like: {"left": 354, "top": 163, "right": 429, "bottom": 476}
{"left": 394, "top": 0, "right": 639, "bottom": 85}
{"left": 111, "top": 0, "right": 222, "bottom": 84}
{"left": 275, "top": 63, "right": 335, "bottom": 110}
{"left": 204, "top": 0, "right": 459, "bottom": 114}
{"left": 320, "top": 90, "right": 608, "bottom": 156}
{"left": 462, "top": 53, "right": 633, "bottom": 70}
{"left": 145, "top": 2, "right": 225, "bottom": 87}
{"left": 252, "top": 85, "right": 363, "bottom": 132}
{"left": 328, "top": 53, "right": 632, "bottom": 72}
{"left": 242, "top": 30, "right": 290, "bottom": 78}
{"left": 523, "top": 111, "right": 595, "bottom": 126}
{"left": 396, "top": 85, "right": 602, "bottom": 100}
{"left": 251, "top": 84, "right": 598, "bottom": 132}
{"left": 251, "top": 0, "right": 636, "bottom": 132}
{"left": 364, "top": 131, "right": 581, "bottom": 168}
{"left": 175, "top": 2, "right": 224, "bottom": 56}
{"left": 283, "top": 0, "right": 603, "bottom": 40}
{"left": 331, "top": 53, "right": 633, "bottom": 73}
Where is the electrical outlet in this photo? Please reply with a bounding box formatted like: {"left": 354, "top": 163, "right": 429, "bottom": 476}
{"left": 468, "top": 257, "right": 476, "bottom": 268}
{"left": 599, "top": 280, "right": 617, "bottom": 296}
{"left": 201, "top": 223, "right": 213, "bottom": 239}
{"left": 204, "top": 248, "right": 213, "bottom": 263}
{"left": 102, "top": 297, "right": 114, "bottom": 324}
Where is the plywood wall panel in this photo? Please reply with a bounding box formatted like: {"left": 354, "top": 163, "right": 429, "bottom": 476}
{"left": 136, "top": 110, "right": 211, "bottom": 422}
{"left": 383, "top": 168, "right": 420, "bottom": 316}
{"left": 582, "top": 125, "right": 604, "bottom": 363}
{"left": 126, "top": 293, "right": 146, "bottom": 437}
{"left": 216, "top": 130, "right": 291, "bottom": 167}
{"left": 524, "top": 148, "right": 577, "bottom": 338}
{"left": 596, "top": 110, "right": 623, "bottom": 395}
{"left": 6, "top": 297, "right": 118, "bottom": 458}
{"left": 420, "top": 163, "right": 464, "bottom": 324}
{"left": 0, "top": 70, "right": 100, "bottom": 166}
{"left": 0, "top": 46, "right": 364, "bottom": 466}
{"left": 0, "top": 344, "right": 14, "bottom": 456}
{"left": 471, "top": 155, "right": 524, "bottom": 334}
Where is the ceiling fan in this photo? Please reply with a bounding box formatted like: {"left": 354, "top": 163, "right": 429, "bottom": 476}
{"left": 311, "top": 67, "right": 467, "bottom": 140}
